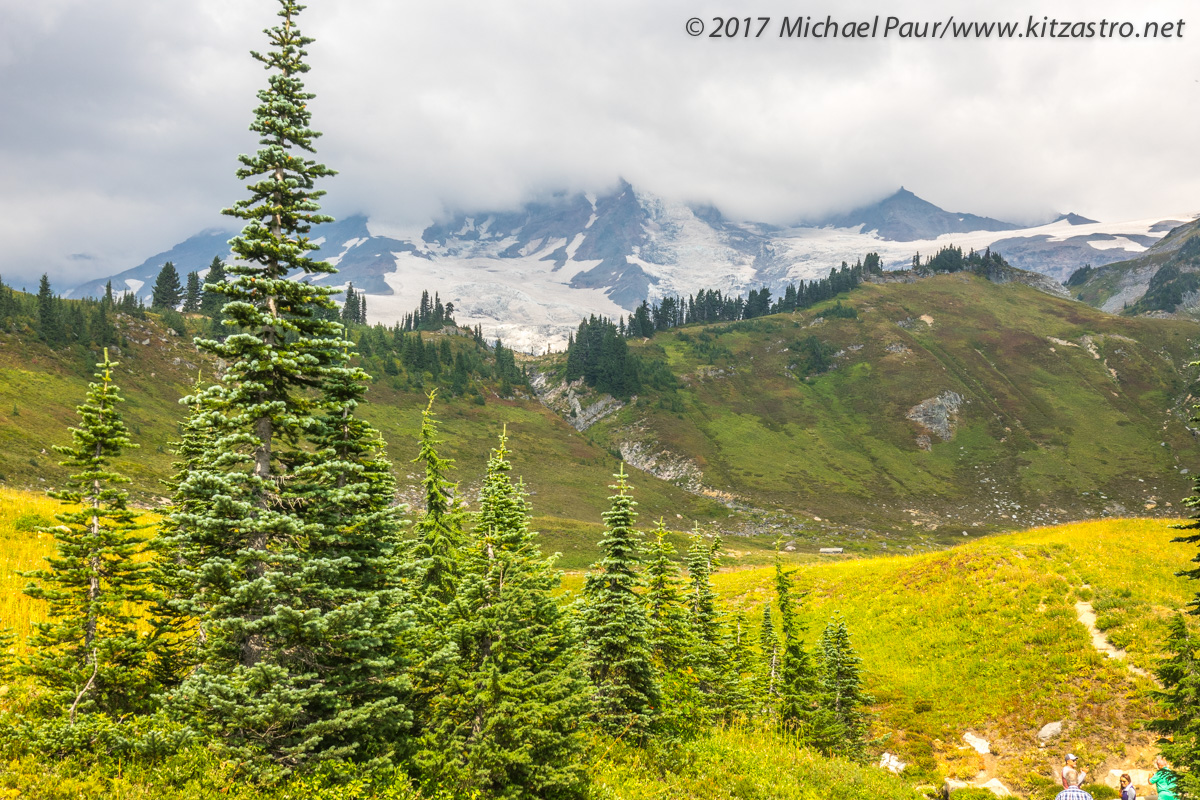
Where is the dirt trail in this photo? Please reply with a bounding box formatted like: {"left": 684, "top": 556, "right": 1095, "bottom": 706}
{"left": 1074, "top": 600, "right": 1151, "bottom": 678}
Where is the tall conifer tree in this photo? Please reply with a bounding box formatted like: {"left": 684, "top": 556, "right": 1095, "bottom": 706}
{"left": 406, "top": 392, "right": 466, "bottom": 744}
{"left": 285, "top": 336, "right": 410, "bottom": 764}
{"left": 723, "top": 609, "right": 758, "bottom": 722}
{"left": 684, "top": 531, "right": 729, "bottom": 717}
{"left": 1150, "top": 615, "right": 1200, "bottom": 798}
{"left": 1155, "top": 428, "right": 1200, "bottom": 794}
{"left": 685, "top": 532, "right": 724, "bottom": 656}
{"left": 774, "top": 552, "right": 818, "bottom": 735}
{"left": 578, "top": 468, "right": 659, "bottom": 736}
{"left": 758, "top": 602, "right": 780, "bottom": 711}
{"left": 410, "top": 392, "right": 465, "bottom": 605}
{"left": 36, "top": 274, "right": 63, "bottom": 344}
{"left": 643, "top": 521, "right": 691, "bottom": 671}
{"left": 147, "top": 376, "right": 216, "bottom": 690}
{"left": 163, "top": 0, "right": 402, "bottom": 770}
{"left": 182, "top": 271, "right": 203, "bottom": 312}
{"left": 22, "top": 350, "right": 152, "bottom": 725}
{"left": 200, "top": 256, "right": 227, "bottom": 317}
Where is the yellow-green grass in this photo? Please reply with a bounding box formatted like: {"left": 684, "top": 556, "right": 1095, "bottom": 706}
{"left": 711, "top": 517, "right": 1194, "bottom": 790}
{"left": 592, "top": 726, "right": 920, "bottom": 799}
{"left": 0, "top": 487, "right": 61, "bottom": 649}
{"left": 0, "top": 487, "right": 160, "bottom": 655}
{"left": 2, "top": 482, "right": 1195, "bottom": 795}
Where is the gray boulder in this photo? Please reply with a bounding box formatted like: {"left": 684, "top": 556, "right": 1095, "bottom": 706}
{"left": 1037, "top": 721, "right": 1063, "bottom": 742}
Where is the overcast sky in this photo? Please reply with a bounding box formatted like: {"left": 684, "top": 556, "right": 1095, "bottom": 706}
{"left": 1, "top": 0, "right": 1198, "bottom": 289}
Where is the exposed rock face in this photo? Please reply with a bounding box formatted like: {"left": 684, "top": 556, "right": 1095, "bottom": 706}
{"left": 976, "top": 260, "right": 1072, "bottom": 299}
{"left": 878, "top": 752, "right": 906, "bottom": 774}
{"left": 943, "top": 778, "right": 970, "bottom": 798}
{"left": 618, "top": 436, "right": 705, "bottom": 493}
{"left": 528, "top": 370, "right": 623, "bottom": 431}
{"left": 908, "top": 391, "right": 965, "bottom": 444}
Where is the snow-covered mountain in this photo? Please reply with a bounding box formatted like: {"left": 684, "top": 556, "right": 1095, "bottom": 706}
{"left": 68, "top": 183, "right": 1197, "bottom": 351}
{"left": 818, "top": 187, "right": 1021, "bottom": 240}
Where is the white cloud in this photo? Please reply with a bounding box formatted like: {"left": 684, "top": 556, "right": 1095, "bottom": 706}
{"left": 1, "top": 0, "right": 1197, "bottom": 289}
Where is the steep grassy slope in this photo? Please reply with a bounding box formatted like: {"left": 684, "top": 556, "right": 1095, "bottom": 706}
{"left": 0, "top": 315, "right": 201, "bottom": 489}
{"left": 0, "top": 315, "right": 730, "bottom": 529}
{"left": 5, "top": 273, "right": 1200, "bottom": 540}
{"left": 542, "top": 274, "right": 1200, "bottom": 539}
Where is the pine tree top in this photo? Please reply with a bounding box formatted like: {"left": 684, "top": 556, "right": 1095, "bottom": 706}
{"left": 51, "top": 349, "right": 138, "bottom": 500}
{"left": 593, "top": 466, "right": 643, "bottom": 578}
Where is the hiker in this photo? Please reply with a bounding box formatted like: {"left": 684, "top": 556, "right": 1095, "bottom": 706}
{"left": 1060, "top": 754, "right": 1087, "bottom": 788}
{"left": 1150, "top": 756, "right": 1178, "bottom": 800}
{"left": 1054, "top": 766, "right": 1093, "bottom": 800}
{"left": 1118, "top": 773, "right": 1135, "bottom": 800}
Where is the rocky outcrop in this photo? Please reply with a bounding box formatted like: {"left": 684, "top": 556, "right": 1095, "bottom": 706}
{"left": 983, "top": 262, "right": 1072, "bottom": 299}
{"left": 528, "top": 370, "right": 623, "bottom": 431}
{"left": 962, "top": 732, "right": 991, "bottom": 755}
{"left": 618, "top": 434, "right": 705, "bottom": 494}
{"left": 978, "top": 778, "right": 1013, "bottom": 797}
{"left": 908, "top": 391, "right": 965, "bottom": 447}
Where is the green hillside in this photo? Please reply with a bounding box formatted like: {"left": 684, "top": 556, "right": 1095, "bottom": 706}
{"left": 538, "top": 273, "right": 1200, "bottom": 541}
{"left": 0, "top": 308, "right": 732, "bottom": 534}
{"left": 3, "top": 273, "right": 1200, "bottom": 545}
{"left": 709, "top": 516, "right": 1189, "bottom": 799}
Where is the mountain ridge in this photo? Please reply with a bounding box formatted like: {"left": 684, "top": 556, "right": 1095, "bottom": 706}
{"left": 63, "top": 184, "right": 1194, "bottom": 351}
{"left": 819, "top": 187, "right": 1021, "bottom": 240}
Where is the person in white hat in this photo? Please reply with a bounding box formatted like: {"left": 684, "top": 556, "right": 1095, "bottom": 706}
{"left": 1061, "top": 754, "right": 1087, "bottom": 788}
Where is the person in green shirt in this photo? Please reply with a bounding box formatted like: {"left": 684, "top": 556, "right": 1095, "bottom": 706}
{"left": 1150, "top": 756, "right": 1178, "bottom": 800}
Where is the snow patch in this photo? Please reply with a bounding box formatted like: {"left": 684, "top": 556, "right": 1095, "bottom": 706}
{"left": 1087, "top": 236, "right": 1148, "bottom": 253}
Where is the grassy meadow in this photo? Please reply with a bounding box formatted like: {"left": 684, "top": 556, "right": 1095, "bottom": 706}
{"left": 2, "top": 483, "right": 1195, "bottom": 798}
{"left": 0, "top": 487, "right": 73, "bottom": 650}
{"left": 708, "top": 516, "right": 1193, "bottom": 795}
